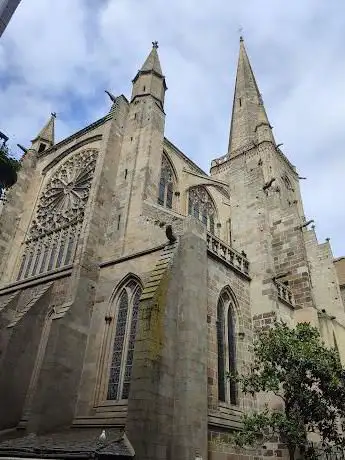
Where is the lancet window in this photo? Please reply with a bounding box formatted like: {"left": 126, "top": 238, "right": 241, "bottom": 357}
{"left": 157, "top": 154, "right": 174, "bottom": 209}
{"left": 107, "top": 279, "right": 142, "bottom": 401}
{"left": 188, "top": 186, "right": 216, "bottom": 233}
{"left": 217, "top": 289, "right": 237, "bottom": 405}
{"left": 17, "top": 149, "right": 98, "bottom": 281}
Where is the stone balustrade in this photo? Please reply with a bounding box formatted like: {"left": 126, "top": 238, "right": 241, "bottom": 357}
{"left": 206, "top": 232, "right": 250, "bottom": 277}
{"left": 275, "top": 279, "right": 295, "bottom": 308}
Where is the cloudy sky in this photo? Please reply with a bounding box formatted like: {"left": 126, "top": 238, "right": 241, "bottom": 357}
{"left": 0, "top": 0, "right": 344, "bottom": 256}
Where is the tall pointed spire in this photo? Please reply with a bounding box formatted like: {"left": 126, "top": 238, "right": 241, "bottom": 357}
{"left": 228, "top": 37, "right": 275, "bottom": 155}
{"left": 31, "top": 113, "right": 56, "bottom": 152}
{"left": 131, "top": 42, "right": 167, "bottom": 109}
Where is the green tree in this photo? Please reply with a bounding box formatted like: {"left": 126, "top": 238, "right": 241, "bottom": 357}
{"left": 233, "top": 322, "right": 345, "bottom": 460}
{"left": 0, "top": 144, "right": 21, "bottom": 193}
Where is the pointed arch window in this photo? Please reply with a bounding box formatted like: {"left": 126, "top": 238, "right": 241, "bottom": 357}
{"left": 107, "top": 279, "right": 142, "bottom": 401}
{"left": 16, "top": 149, "right": 98, "bottom": 281}
{"left": 158, "top": 154, "right": 175, "bottom": 209}
{"left": 217, "top": 290, "right": 237, "bottom": 405}
{"left": 188, "top": 186, "right": 216, "bottom": 234}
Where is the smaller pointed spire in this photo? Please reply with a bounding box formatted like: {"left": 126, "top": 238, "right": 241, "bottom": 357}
{"left": 131, "top": 42, "right": 167, "bottom": 108}
{"left": 31, "top": 113, "right": 55, "bottom": 151}
{"left": 140, "top": 41, "right": 162, "bottom": 75}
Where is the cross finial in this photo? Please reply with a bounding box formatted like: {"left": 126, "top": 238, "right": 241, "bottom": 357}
{"left": 152, "top": 41, "right": 159, "bottom": 49}
{"left": 51, "top": 112, "right": 57, "bottom": 118}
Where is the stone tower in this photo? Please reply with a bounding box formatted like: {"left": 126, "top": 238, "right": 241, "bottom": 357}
{"left": 211, "top": 37, "right": 344, "bottom": 329}
{"left": 0, "top": 39, "right": 344, "bottom": 460}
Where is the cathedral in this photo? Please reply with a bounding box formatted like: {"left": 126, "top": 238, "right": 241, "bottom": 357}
{"left": 0, "top": 38, "right": 344, "bottom": 460}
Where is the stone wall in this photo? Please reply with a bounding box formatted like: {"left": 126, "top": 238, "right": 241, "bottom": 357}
{"left": 126, "top": 218, "right": 208, "bottom": 460}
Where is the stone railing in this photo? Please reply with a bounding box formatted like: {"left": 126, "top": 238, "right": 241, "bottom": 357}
{"left": 206, "top": 233, "right": 250, "bottom": 277}
{"left": 210, "top": 141, "right": 257, "bottom": 169}
{"left": 275, "top": 279, "right": 295, "bottom": 308}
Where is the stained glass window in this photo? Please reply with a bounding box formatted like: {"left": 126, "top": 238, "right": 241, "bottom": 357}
{"left": 217, "top": 299, "right": 226, "bottom": 402}
{"left": 32, "top": 243, "right": 42, "bottom": 276}
{"left": 188, "top": 186, "right": 216, "bottom": 234}
{"left": 107, "top": 280, "right": 142, "bottom": 401}
{"left": 157, "top": 154, "right": 174, "bottom": 209}
{"left": 217, "top": 290, "right": 237, "bottom": 405}
{"left": 23, "top": 252, "right": 34, "bottom": 278}
{"left": 228, "top": 307, "right": 237, "bottom": 405}
{"left": 17, "top": 255, "right": 27, "bottom": 281}
{"left": 16, "top": 149, "right": 97, "bottom": 281}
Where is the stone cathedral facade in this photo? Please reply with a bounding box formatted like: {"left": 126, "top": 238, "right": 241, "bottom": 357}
{"left": 0, "top": 39, "right": 344, "bottom": 460}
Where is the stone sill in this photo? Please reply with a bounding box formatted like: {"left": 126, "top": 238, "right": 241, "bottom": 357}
{"left": 100, "top": 243, "right": 167, "bottom": 268}
{"left": 0, "top": 265, "right": 73, "bottom": 295}
{"left": 208, "top": 404, "right": 243, "bottom": 431}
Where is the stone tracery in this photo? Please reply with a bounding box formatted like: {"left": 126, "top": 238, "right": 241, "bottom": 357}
{"left": 29, "top": 149, "right": 97, "bottom": 239}
{"left": 158, "top": 154, "right": 174, "bottom": 209}
{"left": 188, "top": 186, "right": 216, "bottom": 233}
{"left": 17, "top": 149, "right": 98, "bottom": 280}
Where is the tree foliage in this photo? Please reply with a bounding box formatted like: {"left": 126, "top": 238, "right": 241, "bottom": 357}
{"left": 0, "top": 144, "right": 21, "bottom": 190}
{"left": 233, "top": 322, "right": 345, "bottom": 460}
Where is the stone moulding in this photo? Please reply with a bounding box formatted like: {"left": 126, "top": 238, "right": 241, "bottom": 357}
{"left": 206, "top": 232, "right": 250, "bottom": 280}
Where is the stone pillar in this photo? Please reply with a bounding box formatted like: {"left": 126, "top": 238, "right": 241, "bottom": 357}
{"left": 126, "top": 217, "right": 208, "bottom": 460}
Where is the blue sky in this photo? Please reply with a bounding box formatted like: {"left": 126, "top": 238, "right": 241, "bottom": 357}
{"left": 0, "top": 0, "right": 344, "bottom": 256}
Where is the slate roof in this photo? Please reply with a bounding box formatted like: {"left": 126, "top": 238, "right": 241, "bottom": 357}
{"left": 0, "top": 428, "right": 134, "bottom": 459}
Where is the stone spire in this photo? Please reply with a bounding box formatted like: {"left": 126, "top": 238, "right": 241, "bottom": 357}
{"left": 140, "top": 41, "right": 162, "bottom": 74}
{"left": 131, "top": 42, "right": 167, "bottom": 109}
{"left": 227, "top": 37, "right": 275, "bottom": 155}
{"left": 31, "top": 112, "right": 56, "bottom": 153}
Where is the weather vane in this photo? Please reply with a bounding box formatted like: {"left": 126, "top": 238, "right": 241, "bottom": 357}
{"left": 238, "top": 26, "right": 244, "bottom": 41}
{"left": 51, "top": 112, "right": 57, "bottom": 118}
{"left": 152, "top": 41, "right": 159, "bottom": 49}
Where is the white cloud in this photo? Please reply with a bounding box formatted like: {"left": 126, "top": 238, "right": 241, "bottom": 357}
{"left": 0, "top": 0, "right": 344, "bottom": 256}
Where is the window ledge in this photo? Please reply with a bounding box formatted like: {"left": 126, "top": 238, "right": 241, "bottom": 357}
{"left": 0, "top": 265, "right": 73, "bottom": 295}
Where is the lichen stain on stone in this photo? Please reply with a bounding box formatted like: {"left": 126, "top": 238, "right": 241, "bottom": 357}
{"left": 146, "top": 269, "right": 170, "bottom": 361}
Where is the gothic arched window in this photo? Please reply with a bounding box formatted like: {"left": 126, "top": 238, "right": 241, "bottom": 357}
{"left": 158, "top": 154, "right": 175, "bottom": 209}
{"left": 217, "top": 289, "right": 237, "bottom": 405}
{"left": 188, "top": 186, "right": 216, "bottom": 234}
{"left": 17, "top": 149, "right": 98, "bottom": 281}
{"left": 107, "top": 279, "right": 142, "bottom": 401}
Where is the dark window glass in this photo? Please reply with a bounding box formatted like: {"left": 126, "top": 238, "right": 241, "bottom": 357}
{"left": 166, "top": 182, "right": 173, "bottom": 209}
{"left": 32, "top": 246, "right": 42, "bottom": 276}
{"left": 210, "top": 215, "right": 215, "bottom": 234}
{"left": 39, "top": 246, "right": 49, "bottom": 274}
{"left": 64, "top": 235, "right": 75, "bottom": 265}
{"left": 158, "top": 178, "right": 165, "bottom": 205}
{"left": 217, "top": 298, "right": 226, "bottom": 402}
{"left": 228, "top": 307, "right": 237, "bottom": 405}
{"left": 17, "top": 254, "right": 27, "bottom": 280}
{"left": 157, "top": 155, "right": 174, "bottom": 208}
{"left": 56, "top": 239, "right": 66, "bottom": 268}
{"left": 193, "top": 202, "right": 199, "bottom": 219}
{"left": 47, "top": 244, "right": 56, "bottom": 272}
{"left": 24, "top": 252, "right": 34, "bottom": 279}
{"left": 122, "top": 288, "right": 141, "bottom": 399}
{"left": 107, "top": 289, "right": 129, "bottom": 400}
